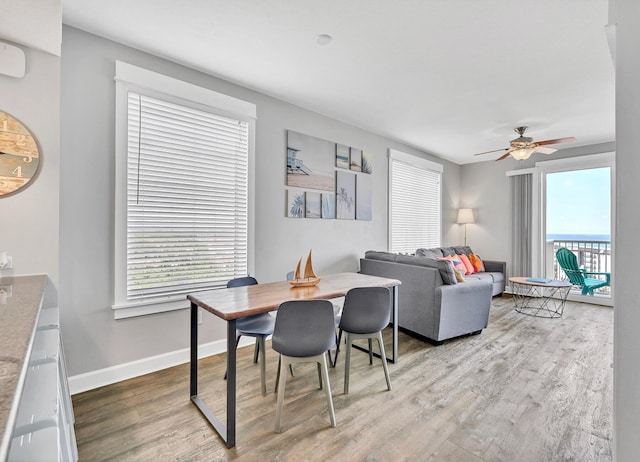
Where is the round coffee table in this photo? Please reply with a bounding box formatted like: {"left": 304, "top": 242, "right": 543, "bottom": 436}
{"left": 509, "top": 277, "right": 572, "bottom": 318}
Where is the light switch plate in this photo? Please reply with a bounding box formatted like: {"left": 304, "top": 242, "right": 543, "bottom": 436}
{"left": 0, "top": 41, "right": 26, "bottom": 78}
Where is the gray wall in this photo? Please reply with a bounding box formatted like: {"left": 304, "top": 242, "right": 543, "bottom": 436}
{"left": 59, "top": 26, "right": 461, "bottom": 376}
{"left": 0, "top": 43, "right": 60, "bottom": 308}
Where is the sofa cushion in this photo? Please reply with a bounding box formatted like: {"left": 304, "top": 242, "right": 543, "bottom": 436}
{"left": 440, "top": 247, "right": 457, "bottom": 257}
{"left": 396, "top": 254, "right": 458, "bottom": 285}
{"left": 457, "top": 253, "right": 475, "bottom": 274}
{"left": 415, "top": 248, "right": 443, "bottom": 259}
{"left": 466, "top": 271, "right": 504, "bottom": 284}
{"left": 453, "top": 246, "right": 473, "bottom": 256}
{"left": 469, "top": 253, "right": 485, "bottom": 272}
{"left": 364, "top": 250, "right": 398, "bottom": 262}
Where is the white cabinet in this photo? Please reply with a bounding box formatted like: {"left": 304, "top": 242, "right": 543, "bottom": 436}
{"left": 7, "top": 306, "right": 77, "bottom": 461}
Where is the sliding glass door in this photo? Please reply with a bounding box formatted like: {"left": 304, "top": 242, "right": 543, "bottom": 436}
{"left": 542, "top": 157, "right": 614, "bottom": 304}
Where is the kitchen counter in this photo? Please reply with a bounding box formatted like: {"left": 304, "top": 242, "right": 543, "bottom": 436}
{"left": 0, "top": 274, "right": 47, "bottom": 460}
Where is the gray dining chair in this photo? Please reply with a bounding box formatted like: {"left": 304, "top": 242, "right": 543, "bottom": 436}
{"left": 225, "top": 276, "right": 274, "bottom": 396}
{"left": 287, "top": 270, "right": 342, "bottom": 363}
{"left": 272, "top": 299, "right": 337, "bottom": 433}
{"left": 337, "top": 287, "right": 392, "bottom": 394}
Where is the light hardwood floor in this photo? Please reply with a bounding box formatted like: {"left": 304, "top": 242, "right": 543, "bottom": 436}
{"left": 72, "top": 296, "right": 613, "bottom": 461}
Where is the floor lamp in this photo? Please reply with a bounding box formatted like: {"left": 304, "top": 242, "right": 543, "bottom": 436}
{"left": 457, "top": 208, "right": 475, "bottom": 246}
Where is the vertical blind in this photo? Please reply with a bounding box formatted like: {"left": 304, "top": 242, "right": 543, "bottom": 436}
{"left": 126, "top": 92, "right": 248, "bottom": 301}
{"left": 389, "top": 156, "right": 441, "bottom": 253}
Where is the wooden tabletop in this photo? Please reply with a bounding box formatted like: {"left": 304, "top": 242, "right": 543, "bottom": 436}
{"left": 187, "top": 272, "right": 401, "bottom": 320}
{"left": 509, "top": 276, "right": 572, "bottom": 288}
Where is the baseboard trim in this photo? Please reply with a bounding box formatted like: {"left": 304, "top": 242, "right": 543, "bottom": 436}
{"left": 68, "top": 337, "right": 254, "bottom": 395}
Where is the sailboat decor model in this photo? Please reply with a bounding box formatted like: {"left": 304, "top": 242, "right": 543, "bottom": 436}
{"left": 288, "top": 250, "right": 321, "bottom": 287}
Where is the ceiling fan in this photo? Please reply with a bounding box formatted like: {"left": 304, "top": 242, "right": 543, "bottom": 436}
{"left": 474, "top": 126, "right": 577, "bottom": 161}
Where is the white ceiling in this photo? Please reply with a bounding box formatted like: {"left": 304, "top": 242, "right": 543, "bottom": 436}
{"left": 61, "top": 0, "right": 615, "bottom": 165}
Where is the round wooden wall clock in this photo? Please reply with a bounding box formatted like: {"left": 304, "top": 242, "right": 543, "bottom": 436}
{"left": 0, "top": 110, "right": 40, "bottom": 197}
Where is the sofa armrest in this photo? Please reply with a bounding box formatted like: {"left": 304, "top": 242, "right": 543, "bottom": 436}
{"left": 482, "top": 259, "right": 506, "bottom": 276}
{"left": 435, "top": 279, "right": 493, "bottom": 341}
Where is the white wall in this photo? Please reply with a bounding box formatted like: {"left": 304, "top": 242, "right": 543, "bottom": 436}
{"left": 0, "top": 42, "right": 60, "bottom": 308}
{"left": 59, "top": 26, "right": 461, "bottom": 378}
{"left": 612, "top": 0, "right": 640, "bottom": 459}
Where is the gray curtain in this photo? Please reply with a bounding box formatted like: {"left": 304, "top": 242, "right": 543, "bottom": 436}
{"left": 510, "top": 173, "right": 532, "bottom": 278}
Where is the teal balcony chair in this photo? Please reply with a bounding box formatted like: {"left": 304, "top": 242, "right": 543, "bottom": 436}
{"left": 556, "top": 247, "right": 611, "bottom": 296}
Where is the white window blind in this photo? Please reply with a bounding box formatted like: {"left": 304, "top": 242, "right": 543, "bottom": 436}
{"left": 125, "top": 92, "right": 249, "bottom": 301}
{"left": 389, "top": 150, "right": 442, "bottom": 253}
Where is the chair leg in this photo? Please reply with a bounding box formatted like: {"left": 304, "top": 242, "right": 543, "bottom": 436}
{"left": 275, "top": 355, "right": 296, "bottom": 394}
{"left": 274, "top": 354, "right": 336, "bottom": 433}
{"left": 317, "top": 362, "right": 323, "bottom": 390}
{"left": 258, "top": 336, "right": 267, "bottom": 396}
{"left": 253, "top": 338, "right": 260, "bottom": 364}
{"left": 319, "top": 352, "right": 337, "bottom": 428}
{"left": 376, "top": 331, "right": 392, "bottom": 391}
{"left": 274, "top": 355, "right": 289, "bottom": 433}
{"left": 332, "top": 329, "right": 343, "bottom": 367}
{"left": 344, "top": 333, "right": 352, "bottom": 394}
{"left": 368, "top": 338, "right": 373, "bottom": 365}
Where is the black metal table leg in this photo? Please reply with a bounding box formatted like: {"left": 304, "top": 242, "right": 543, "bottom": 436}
{"left": 190, "top": 302, "right": 237, "bottom": 448}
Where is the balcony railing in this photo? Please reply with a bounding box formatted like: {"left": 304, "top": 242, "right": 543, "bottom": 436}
{"left": 545, "top": 239, "right": 611, "bottom": 297}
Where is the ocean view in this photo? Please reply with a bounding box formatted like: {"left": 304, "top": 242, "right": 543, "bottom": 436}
{"left": 546, "top": 233, "right": 611, "bottom": 242}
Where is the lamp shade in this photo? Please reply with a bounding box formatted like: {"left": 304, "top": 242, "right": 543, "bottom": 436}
{"left": 457, "top": 208, "right": 475, "bottom": 224}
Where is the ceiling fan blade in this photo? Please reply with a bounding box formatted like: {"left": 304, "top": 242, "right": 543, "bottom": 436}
{"left": 474, "top": 148, "right": 509, "bottom": 156}
{"left": 533, "top": 146, "right": 557, "bottom": 155}
{"left": 536, "top": 136, "right": 577, "bottom": 146}
{"left": 495, "top": 152, "right": 512, "bottom": 161}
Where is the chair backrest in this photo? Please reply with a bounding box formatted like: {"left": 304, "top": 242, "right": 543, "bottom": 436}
{"left": 555, "top": 248, "right": 585, "bottom": 286}
{"left": 272, "top": 300, "right": 336, "bottom": 357}
{"left": 340, "top": 287, "right": 392, "bottom": 334}
{"left": 227, "top": 276, "right": 258, "bottom": 288}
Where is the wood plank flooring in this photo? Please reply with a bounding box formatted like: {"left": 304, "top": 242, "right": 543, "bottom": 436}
{"left": 72, "top": 296, "right": 613, "bottom": 461}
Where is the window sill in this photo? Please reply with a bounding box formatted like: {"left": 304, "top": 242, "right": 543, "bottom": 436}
{"left": 112, "top": 297, "right": 190, "bottom": 319}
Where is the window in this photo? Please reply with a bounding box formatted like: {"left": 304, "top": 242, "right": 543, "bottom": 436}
{"left": 113, "top": 62, "right": 256, "bottom": 318}
{"left": 388, "top": 149, "right": 442, "bottom": 253}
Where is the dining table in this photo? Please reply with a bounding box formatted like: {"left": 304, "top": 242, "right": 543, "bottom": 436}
{"left": 187, "top": 271, "right": 401, "bottom": 448}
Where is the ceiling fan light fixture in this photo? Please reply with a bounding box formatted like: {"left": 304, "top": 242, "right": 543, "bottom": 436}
{"left": 511, "top": 147, "right": 534, "bottom": 160}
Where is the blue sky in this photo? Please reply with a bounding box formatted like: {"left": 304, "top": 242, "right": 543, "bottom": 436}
{"left": 546, "top": 167, "right": 611, "bottom": 236}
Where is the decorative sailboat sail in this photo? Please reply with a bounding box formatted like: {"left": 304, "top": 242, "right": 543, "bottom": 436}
{"left": 288, "top": 250, "right": 320, "bottom": 287}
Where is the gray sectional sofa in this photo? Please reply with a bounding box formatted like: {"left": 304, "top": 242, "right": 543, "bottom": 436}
{"left": 359, "top": 246, "right": 506, "bottom": 345}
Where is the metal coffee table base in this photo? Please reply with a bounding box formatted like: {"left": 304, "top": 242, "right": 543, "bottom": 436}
{"left": 510, "top": 278, "right": 572, "bottom": 318}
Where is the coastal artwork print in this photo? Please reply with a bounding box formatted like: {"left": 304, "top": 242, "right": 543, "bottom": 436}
{"left": 321, "top": 193, "right": 335, "bottom": 219}
{"left": 287, "top": 190, "right": 305, "bottom": 218}
{"left": 305, "top": 192, "right": 321, "bottom": 218}
{"left": 349, "top": 147, "right": 362, "bottom": 172}
{"left": 336, "top": 171, "right": 356, "bottom": 220}
{"left": 356, "top": 174, "right": 372, "bottom": 221}
{"left": 287, "top": 130, "right": 335, "bottom": 191}
{"left": 336, "top": 143, "right": 350, "bottom": 169}
{"left": 361, "top": 150, "right": 372, "bottom": 174}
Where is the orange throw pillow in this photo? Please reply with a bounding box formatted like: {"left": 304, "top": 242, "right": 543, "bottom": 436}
{"left": 469, "top": 253, "right": 485, "bottom": 272}
{"left": 457, "top": 253, "right": 474, "bottom": 275}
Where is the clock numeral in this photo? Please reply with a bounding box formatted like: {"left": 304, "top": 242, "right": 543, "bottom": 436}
{"left": 12, "top": 166, "right": 22, "bottom": 178}
{"left": 0, "top": 180, "right": 7, "bottom": 188}
{"left": 16, "top": 134, "right": 26, "bottom": 146}
{"left": 1, "top": 120, "right": 6, "bottom": 131}
{"left": 22, "top": 154, "right": 33, "bottom": 163}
